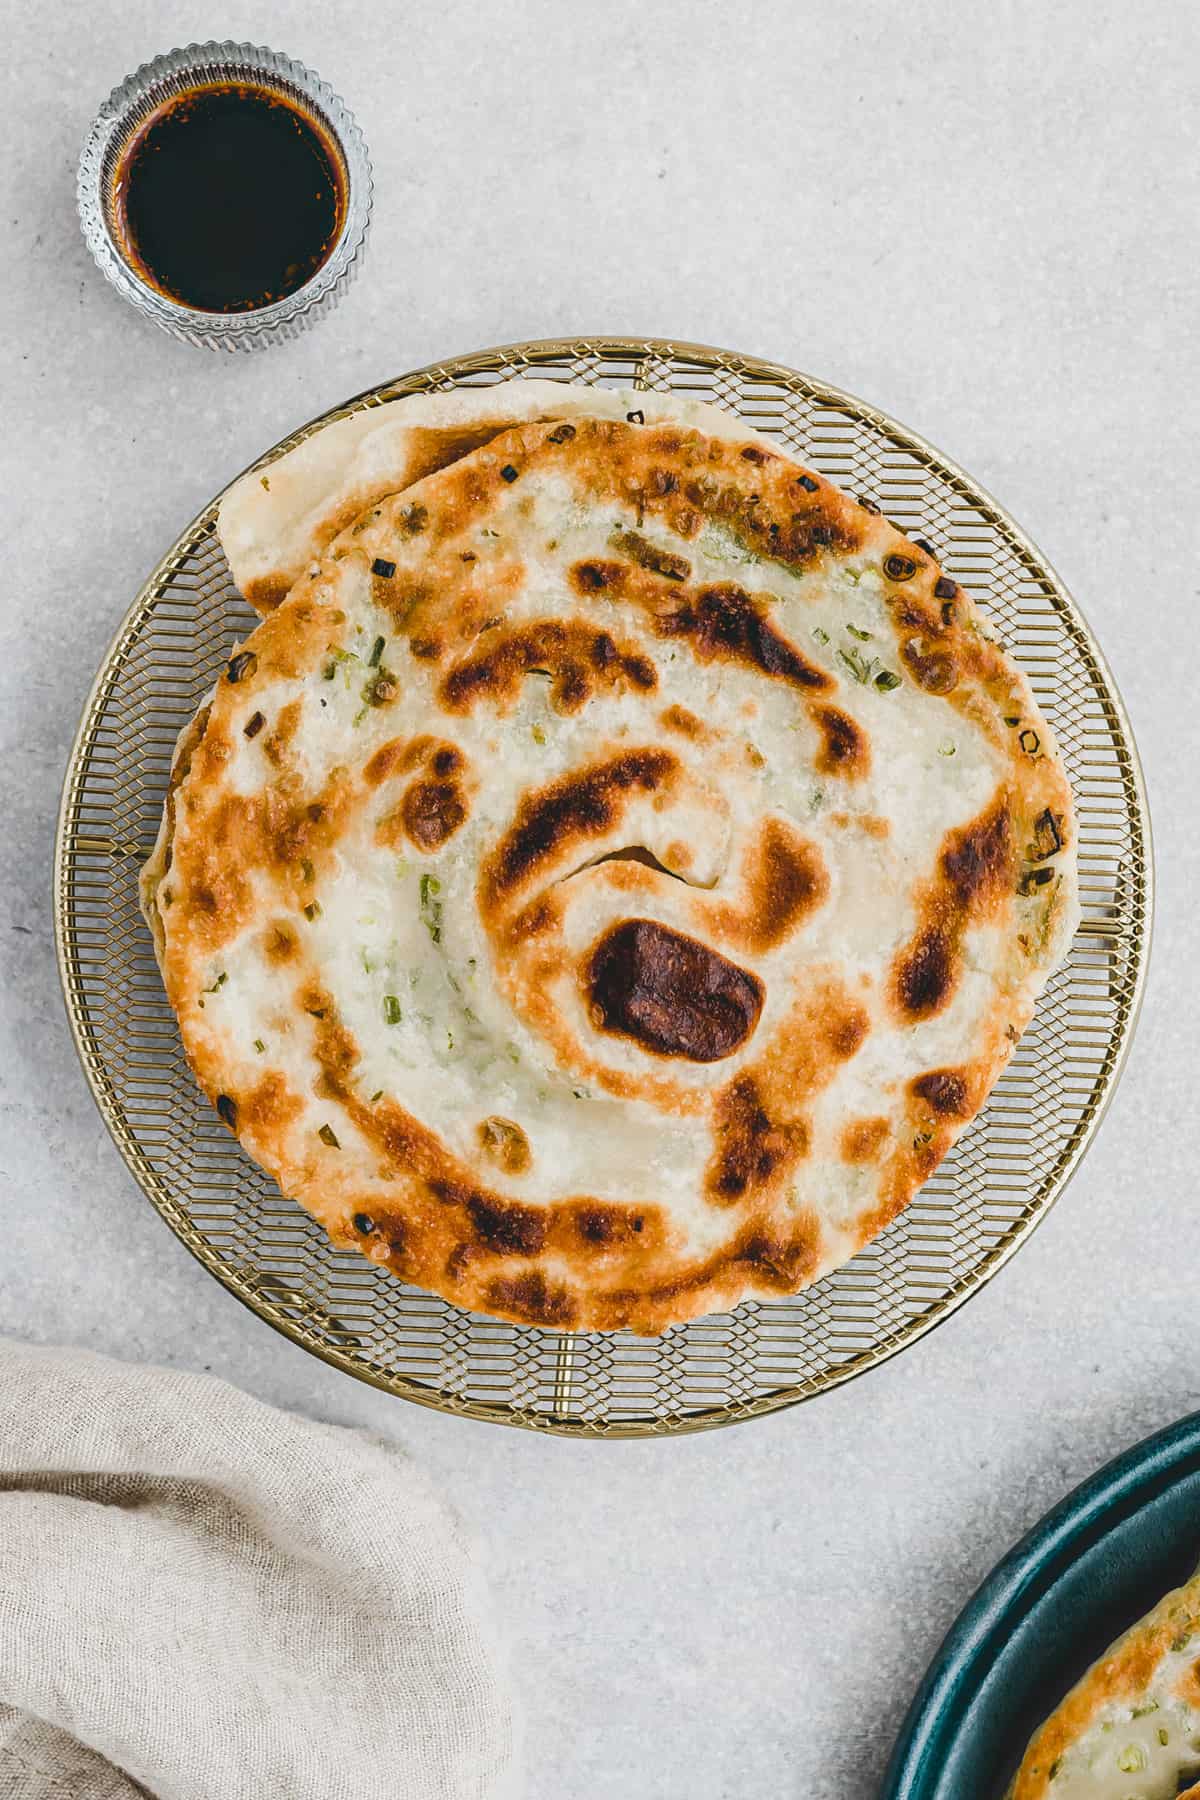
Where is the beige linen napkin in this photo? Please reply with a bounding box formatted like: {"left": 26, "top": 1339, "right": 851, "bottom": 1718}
{"left": 0, "top": 1340, "right": 518, "bottom": 1800}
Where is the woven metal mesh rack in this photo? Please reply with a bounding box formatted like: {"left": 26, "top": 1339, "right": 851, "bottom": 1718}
{"left": 54, "top": 337, "right": 1151, "bottom": 1436}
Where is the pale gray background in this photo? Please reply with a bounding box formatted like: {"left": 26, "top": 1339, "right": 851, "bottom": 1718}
{"left": 1, "top": 3, "right": 1197, "bottom": 1795}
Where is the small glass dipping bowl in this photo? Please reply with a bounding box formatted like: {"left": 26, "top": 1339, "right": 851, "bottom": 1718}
{"left": 77, "top": 41, "right": 372, "bottom": 351}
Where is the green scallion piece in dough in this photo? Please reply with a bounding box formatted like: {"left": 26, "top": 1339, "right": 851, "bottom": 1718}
{"left": 837, "top": 646, "right": 876, "bottom": 685}
{"left": 419, "top": 874, "right": 443, "bottom": 944}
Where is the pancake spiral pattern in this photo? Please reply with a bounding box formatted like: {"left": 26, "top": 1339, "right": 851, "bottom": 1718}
{"left": 142, "top": 405, "right": 1078, "bottom": 1332}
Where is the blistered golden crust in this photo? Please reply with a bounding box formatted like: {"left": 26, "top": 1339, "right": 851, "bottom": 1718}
{"left": 146, "top": 412, "right": 1078, "bottom": 1333}
{"left": 1012, "top": 1572, "right": 1200, "bottom": 1799}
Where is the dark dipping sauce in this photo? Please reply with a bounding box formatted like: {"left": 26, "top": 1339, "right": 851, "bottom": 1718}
{"left": 114, "top": 83, "right": 346, "bottom": 313}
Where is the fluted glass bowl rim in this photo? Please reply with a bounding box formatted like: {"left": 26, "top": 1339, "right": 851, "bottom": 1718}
{"left": 77, "top": 40, "right": 372, "bottom": 347}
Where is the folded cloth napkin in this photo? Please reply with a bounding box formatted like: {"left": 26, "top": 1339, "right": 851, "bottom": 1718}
{"left": 0, "top": 1340, "right": 518, "bottom": 1800}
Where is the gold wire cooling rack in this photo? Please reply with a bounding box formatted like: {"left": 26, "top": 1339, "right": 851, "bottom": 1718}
{"left": 54, "top": 337, "right": 1151, "bottom": 1436}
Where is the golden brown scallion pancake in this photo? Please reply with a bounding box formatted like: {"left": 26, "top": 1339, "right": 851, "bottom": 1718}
{"left": 144, "top": 399, "right": 1077, "bottom": 1333}
{"left": 1010, "top": 1566, "right": 1200, "bottom": 1798}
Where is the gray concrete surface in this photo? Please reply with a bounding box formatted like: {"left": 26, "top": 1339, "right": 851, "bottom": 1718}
{"left": 1, "top": 3, "right": 1197, "bottom": 1795}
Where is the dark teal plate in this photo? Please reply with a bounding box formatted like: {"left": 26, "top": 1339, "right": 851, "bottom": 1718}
{"left": 882, "top": 1412, "right": 1200, "bottom": 1798}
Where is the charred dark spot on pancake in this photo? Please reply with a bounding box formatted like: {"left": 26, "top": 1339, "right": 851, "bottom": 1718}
{"left": 485, "top": 1271, "right": 578, "bottom": 1328}
{"left": 440, "top": 620, "right": 655, "bottom": 715}
{"left": 893, "top": 926, "right": 954, "bottom": 1021}
{"left": 444, "top": 1242, "right": 473, "bottom": 1282}
{"left": 570, "top": 559, "right": 625, "bottom": 594}
{"left": 225, "top": 650, "right": 257, "bottom": 684}
{"left": 243, "top": 711, "right": 265, "bottom": 740}
{"left": 587, "top": 918, "right": 763, "bottom": 1063}
{"left": 215, "top": 1093, "right": 237, "bottom": 1129}
{"left": 303, "top": 987, "right": 359, "bottom": 1086}
{"left": 612, "top": 529, "right": 691, "bottom": 581}
{"left": 382, "top": 1217, "right": 407, "bottom": 1257}
{"left": 827, "top": 1003, "right": 869, "bottom": 1061}
{"left": 841, "top": 1116, "right": 890, "bottom": 1163}
{"left": 717, "top": 820, "right": 828, "bottom": 953}
{"left": 572, "top": 1203, "right": 646, "bottom": 1247}
{"left": 264, "top": 920, "right": 299, "bottom": 963}
{"left": 197, "top": 734, "right": 232, "bottom": 779}
{"left": 484, "top": 749, "right": 676, "bottom": 902}
{"left": 477, "top": 1115, "right": 532, "bottom": 1175}
{"left": 740, "top": 445, "right": 767, "bottom": 464}
{"left": 706, "top": 1076, "right": 807, "bottom": 1203}
{"left": 660, "top": 703, "right": 707, "bottom": 740}
{"left": 369, "top": 737, "right": 466, "bottom": 799}
{"left": 911, "top": 1070, "right": 969, "bottom": 1117}
{"left": 890, "top": 795, "right": 1014, "bottom": 1025}
{"left": 655, "top": 584, "right": 830, "bottom": 691}
{"left": 900, "top": 637, "right": 959, "bottom": 694}
{"left": 558, "top": 664, "right": 587, "bottom": 708}
{"left": 590, "top": 632, "right": 617, "bottom": 669}
{"left": 235, "top": 1071, "right": 304, "bottom": 1136}
{"left": 402, "top": 737, "right": 453, "bottom": 774}
{"left": 812, "top": 705, "right": 870, "bottom": 780}
{"left": 364, "top": 738, "right": 407, "bottom": 786}
{"left": 409, "top": 637, "right": 442, "bottom": 660}
{"left": 466, "top": 1195, "right": 547, "bottom": 1256}
{"left": 262, "top": 699, "right": 303, "bottom": 767}
{"left": 255, "top": 777, "right": 354, "bottom": 878}
{"left": 401, "top": 780, "right": 467, "bottom": 851}
{"left": 733, "top": 1224, "right": 819, "bottom": 1289}
{"left": 934, "top": 575, "right": 958, "bottom": 600}
{"left": 510, "top": 897, "right": 556, "bottom": 940}
{"left": 942, "top": 797, "right": 1013, "bottom": 906}
{"left": 894, "top": 598, "right": 940, "bottom": 635}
